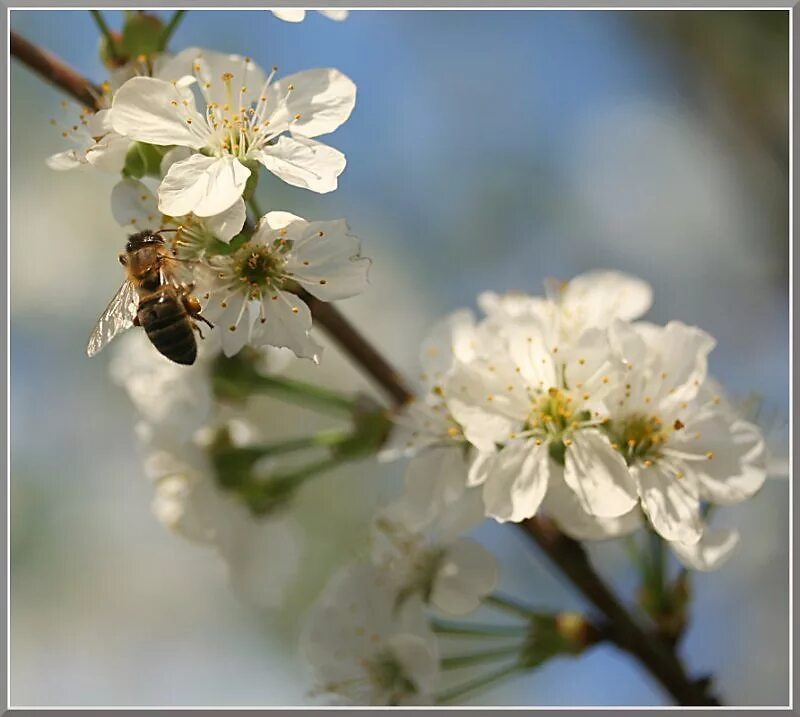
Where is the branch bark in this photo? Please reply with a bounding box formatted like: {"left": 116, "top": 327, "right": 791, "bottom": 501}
{"left": 10, "top": 31, "right": 103, "bottom": 110}
{"left": 520, "top": 516, "right": 719, "bottom": 705}
{"left": 11, "top": 30, "right": 718, "bottom": 707}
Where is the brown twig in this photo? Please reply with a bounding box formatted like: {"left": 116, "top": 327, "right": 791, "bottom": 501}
{"left": 297, "top": 290, "right": 413, "bottom": 406}
{"left": 521, "top": 516, "right": 719, "bottom": 706}
{"left": 10, "top": 31, "right": 103, "bottom": 110}
{"left": 11, "top": 31, "right": 718, "bottom": 707}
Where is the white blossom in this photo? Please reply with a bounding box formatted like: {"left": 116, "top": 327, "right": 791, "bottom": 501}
{"left": 301, "top": 563, "right": 439, "bottom": 705}
{"left": 111, "top": 49, "right": 356, "bottom": 217}
{"left": 203, "top": 210, "right": 369, "bottom": 361}
{"left": 600, "top": 320, "right": 767, "bottom": 544}
{"left": 141, "top": 424, "right": 302, "bottom": 609}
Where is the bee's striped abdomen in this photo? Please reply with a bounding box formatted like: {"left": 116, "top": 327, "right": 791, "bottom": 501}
{"left": 137, "top": 289, "right": 197, "bottom": 365}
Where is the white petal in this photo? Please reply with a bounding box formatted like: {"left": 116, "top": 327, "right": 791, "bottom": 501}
{"left": 432, "top": 539, "right": 499, "bottom": 615}
{"left": 204, "top": 197, "right": 247, "bottom": 242}
{"left": 681, "top": 416, "right": 767, "bottom": 505}
{"left": 111, "top": 178, "right": 161, "bottom": 231}
{"left": 563, "top": 429, "right": 638, "bottom": 518}
{"left": 252, "top": 290, "right": 322, "bottom": 361}
{"left": 85, "top": 132, "right": 130, "bottom": 172}
{"left": 111, "top": 77, "right": 211, "bottom": 148}
{"left": 670, "top": 528, "right": 739, "bottom": 571}
{"left": 254, "top": 135, "right": 346, "bottom": 193}
{"left": 267, "top": 68, "right": 356, "bottom": 138}
{"left": 543, "top": 472, "right": 641, "bottom": 540}
{"left": 318, "top": 9, "right": 349, "bottom": 20}
{"left": 271, "top": 8, "right": 306, "bottom": 21}
{"left": 203, "top": 290, "right": 255, "bottom": 357}
{"left": 259, "top": 210, "right": 306, "bottom": 232}
{"left": 636, "top": 462, "right": 703, "bottom": 544}
{"left": 46, "top": 149, "right": 83, "bottom": 170}
{"left": 558, "top": 270, "right": 653, "bottom": 325}
{"left": 286, "top": 219, "right": 370, "bottom": 301}
{"left": 160, "top": 145, "right": 193, "bottom": 176}
{"left": 158, "top": 154, "right": 250, "bottom": 217}
{"left": 483, "top": 442, "right": 550, "bottom": 523}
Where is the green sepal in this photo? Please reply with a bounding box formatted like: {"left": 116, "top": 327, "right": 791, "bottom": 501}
{"left": 122, "top": 142, "right": 166, "bottom": 179}
{"left": 120, "top": 11, "right": 166, "bottom": 58}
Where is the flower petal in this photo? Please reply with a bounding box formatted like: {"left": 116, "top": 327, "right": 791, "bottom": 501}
{"left": 563, "top": 429, "right": 638, "bottom": 518}
{"left": 46, "top": 149, "right": 83, "bottom": 171}
{"left": 635, "top": 462, "right": 703, "bottom": 544}
{"left": 670, "top": 528, "right": 739, "bottom": 571}
{"left": 286, "top": 219, "right": 370, "bottom": 301}
{"left": 111, "top": 178, "right": 161, "bottom": 231}
{"left": 158, "top": 154, "right": 250, "bottom": 217}
{"left": 679, "top": 415, "right": 767, "bottom": 505}
{"left": 204, "top": 197, "right": 247, "bottom": 242}
{"left": 111, "top": 76, "right": 211, "bottom": 148}
{"left": 254, "top": 135, "right": 345, "bottom": 193}
{"left": 252, "top": 290, "right": 323, "bottom": 362}
{"left": 482, "top": 441, "right": 550, "bottom": 523}
{"left": 267, "top": 68, "right": 356, "bottom": 138}
{"left": 271, "top": 8, "right": 306, "bottom": 21}
{"left": 85, "top": 132, "right": 130, "bottom": 172}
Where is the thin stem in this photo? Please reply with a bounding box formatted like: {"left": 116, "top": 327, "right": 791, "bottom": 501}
{"left": 265, "top": 454, "right": 344, "bottom": 486}
{"left": 435, "top": 662, "right": 523, "bottom": 705}
{"left": 483, "top": 592, "right": 538, "bottom": 620}
{"left": 431, "top": 618, "right": 528, "bottom": 639}
{"left": 160, "top": 9, "right": 187, "bottom": 50}
{"left": 440, "top": 645, "right": 525, "bottom": 670}
{"left": 649, "top": 529, "right": 667, "bottom": 612}
{"left": 89, "top": 10, "right": 120, "bottom": 61}
{"left": 246, "top": 195, "right": 264, "bottom": 223}
{"left": 217, "top": 371, "right": 356, "bottom": 416}
{"left": 242, "top": 430, "right": 352, "bottom": 457}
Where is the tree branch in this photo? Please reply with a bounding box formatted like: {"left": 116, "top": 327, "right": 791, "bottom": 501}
{"left": 12, "top": 31, "right": 718, "bottom": 707}
{"left": 520, "top": 516, "right": 719, "bottom": 706}
{"left": 10, "top": 31, "right": 103, "bottom": 110}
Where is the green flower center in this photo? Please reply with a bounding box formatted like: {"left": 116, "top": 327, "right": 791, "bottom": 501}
{"left": 604, "top": 413, "right": 678, "bottom": 465}
{"left": 365, "top": 648, "right": 417, "bottom": 704}
{"left": 233, "top": 245, "right": 286, "bottom": 297}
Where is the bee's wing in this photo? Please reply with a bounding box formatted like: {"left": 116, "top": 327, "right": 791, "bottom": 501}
{"left": 86, "top": 280, "right": 139, "bottom": 357}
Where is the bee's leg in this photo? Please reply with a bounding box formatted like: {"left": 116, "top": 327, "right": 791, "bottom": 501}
{"left": 191, "top": 321, "right": 206, "bottom": 340}
{"left": 181, "top": 293, "right": 214, "bottom": 330}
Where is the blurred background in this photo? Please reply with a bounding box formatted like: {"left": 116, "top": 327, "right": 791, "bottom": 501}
{"left": 10, "top": 9, "right": 789, "bottom": 707}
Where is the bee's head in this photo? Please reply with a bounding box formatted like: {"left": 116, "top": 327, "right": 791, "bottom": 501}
{"left": 126, "top": 230, "right": 165, "bottom": 252}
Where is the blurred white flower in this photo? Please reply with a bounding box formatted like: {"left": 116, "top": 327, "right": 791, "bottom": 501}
{"left": 270, "top": 8, "right": 349, "bottom": 22}
{"left": 203, "top": 210, "right": 369, "bottom": 361}
{"left": 478, "top": 269, "right": 652, "bottom": 340}
{"left": 142, "top": 428, "right": 302, "bottom": 609}
{"left": 381, "top": 311, "right": 490, "bottom": 534}
{"left": 301, "top": 563, "right": 439, "bottom": 705}
{"left": 111, "top": 49, "right": 356, "bottom": 216}
{"left": 109, "top": 331, "right": 215, "bottom": 442}
{"left": 372, "top": 510, "right": 498, "bottom": 615}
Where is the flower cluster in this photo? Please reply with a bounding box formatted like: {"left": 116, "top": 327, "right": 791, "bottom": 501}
{"left": 51, "top": 44, "right": 367, "bottom": 362}
{"left": 383, "top": 271, "right": 768, "bottom": 570}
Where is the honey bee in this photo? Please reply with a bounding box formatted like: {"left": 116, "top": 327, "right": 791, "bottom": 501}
{"left": 87, "top": 230, "right": 213, "bottom": 365}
